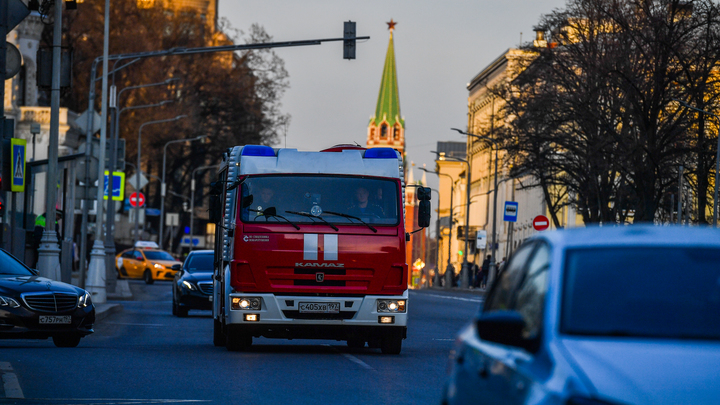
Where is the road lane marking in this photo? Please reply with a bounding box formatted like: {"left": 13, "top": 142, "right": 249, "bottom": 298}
{"left": 323, "top": 344, "right": 375, "bottom": 371}
{"left": 0, "top": 361, "right": 24, "bottom": 399}
{"left": 415, "top": 292, "right": 484, "bottom": 303}
{"left": 432, "top": 338, "right": 456, "bottom": 341}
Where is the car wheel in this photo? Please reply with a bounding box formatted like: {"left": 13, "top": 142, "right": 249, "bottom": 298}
{"left": 177, "top": 306, "right": 189, "bottom": 317}
{"left": 144, "top": 269, "right": 154, "bottom": 284}
{"left": 226, "top": 327, "right": 252, "bottom": 352}
{"left": 213, "top": 318, "right": 225, "bottom": 347}
{"left": 52, "top": 334, "right": 82, "bottom": 348}
{"left": 380, "top": 334, "right": 402, "bottom": 355}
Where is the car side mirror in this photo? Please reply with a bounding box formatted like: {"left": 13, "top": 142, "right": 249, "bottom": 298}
{"left": 476, "top": 310, "right": 535, "bottom": 351}
{"left": 418, "top": 200, "right": 431, "bottom": 228}
{"left": 171, "top": 264, "right": 182, "bottom": 271}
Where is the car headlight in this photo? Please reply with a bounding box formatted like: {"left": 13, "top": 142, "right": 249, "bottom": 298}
{"left": 153, "top": 263, "right": 164, "bottom": 270}
{"left": 182, "top": 280, "right": 197, "bottom": 291}
{"left": 377, "top": 299, "right": 406, "bottom": 313}
{"left": 78, "top": 292, "right": 93, "bottom": 308}
{"left": 0, "top": 296, "right": 20, "bottom": 308}
{"left": 231, "top": 297, "right": 261, "bottom": 310}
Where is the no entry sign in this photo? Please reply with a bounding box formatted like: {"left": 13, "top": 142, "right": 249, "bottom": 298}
{"left": 533, "top": 215, "right": 550, "bottom": 231}
{"left": 130, "top": 192, "right": 145, "bottom": 208}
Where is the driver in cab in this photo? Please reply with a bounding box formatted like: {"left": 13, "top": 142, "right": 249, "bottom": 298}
{"left": 252, "top": 186, "right": 277, "bottom": 219}
{"left": 347, "top": 186, "right": 384, "bottom": 218}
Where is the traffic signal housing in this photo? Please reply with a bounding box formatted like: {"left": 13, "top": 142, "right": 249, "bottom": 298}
{"left": 343, "top": 21, "right": 356, "bottom": 60}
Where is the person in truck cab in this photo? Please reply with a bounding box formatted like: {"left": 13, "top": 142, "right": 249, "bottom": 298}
{"left": 347, "top": 186, "right": 384, "bottom": 218}
{"left": 252, "top": 186, "right": 278, "bottom": 219}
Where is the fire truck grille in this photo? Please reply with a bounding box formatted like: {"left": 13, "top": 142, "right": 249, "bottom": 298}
{"left": 282, "top": 311, "right": 356, "bottom": 320}
{"left": 294, "top": 280, "right": 346, "bottom": 287}
{"left": 22, "top": 293, "right": 78, "bottom": 313}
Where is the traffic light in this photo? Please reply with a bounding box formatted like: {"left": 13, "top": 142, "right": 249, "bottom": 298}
{"left": 343, "top": 21, "right": 356, "bottom": 60}
{"left": 458, "top": 250, "right": 463, "bottom": 257}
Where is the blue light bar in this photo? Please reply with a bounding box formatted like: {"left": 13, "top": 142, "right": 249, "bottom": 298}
{"left": 241, "top": 145, "right": 276, "bottom": 157}
{"left": 364, "top": 148, "right": 398, "bottom": 159}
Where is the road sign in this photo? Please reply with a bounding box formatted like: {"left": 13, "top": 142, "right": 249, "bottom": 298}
{"left": 503, "top": 201, "right": 519, "bottom": 222}
{"left": 533, "top": 215, "right": 550, "bottom": 231}
{"left": 476, "top": 230, "right": 487, "bottom": 249}
{"left": 10, "top": 138, "right": 25, "bottom": 192}
{"left": 129, "top": 192, "right": 145, "bottom": 208}
{"left": 75, "top": 109, "right": 102, "bottom": 136}
{"left": 166, "top": 213, "right": 179, "bottom": 227}
{"left": 127, "top": 172, "right": 149, "bottom": 191}
{"left": 103, "top": 171, "right": 125, "bottom": 201}
{"left": 7, "top": 0, "right": 30, "bottom": 32}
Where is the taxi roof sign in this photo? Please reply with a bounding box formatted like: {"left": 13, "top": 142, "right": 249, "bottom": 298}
{"left": 135, "top": 241, "right": 159, "bottom": 249}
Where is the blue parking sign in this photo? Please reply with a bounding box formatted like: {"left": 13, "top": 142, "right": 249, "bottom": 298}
{"left": 103, "top": 171, "right": 126, "bottom": 201}
{"left": 504, "top": 201, "right": 518, "bottom": 222}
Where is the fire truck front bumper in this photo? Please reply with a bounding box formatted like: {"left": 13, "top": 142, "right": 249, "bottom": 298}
{"left": 226, "top": 291, "right": 408, "bottom": 330}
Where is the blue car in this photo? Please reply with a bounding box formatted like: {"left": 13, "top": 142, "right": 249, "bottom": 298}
{"left": 443, "top": 225, "right": 720, "bottom": 405}
{"left": 172, "top": 250, "right": 214, "bottom": 317}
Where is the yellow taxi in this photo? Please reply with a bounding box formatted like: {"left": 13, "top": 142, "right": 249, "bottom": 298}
{"left": 116, "top": 241, "right": 183, "bottom": 284}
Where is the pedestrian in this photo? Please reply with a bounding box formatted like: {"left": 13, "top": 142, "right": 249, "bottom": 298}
{"left": 480, "top": 255, "right": 490, "bottom": 289}
{"left": 472, "top": 262, "right": 481, "bottom": 288}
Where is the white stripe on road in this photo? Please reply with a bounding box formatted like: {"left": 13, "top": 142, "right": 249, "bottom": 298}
{"left": 417, "top": 293, "right": 484, "bottom": 303}
{"left": 0, "top": 362, "right": 24, "bottom": 399}
{"left": 324, "top": 344, "right": 375, "bottom": 371}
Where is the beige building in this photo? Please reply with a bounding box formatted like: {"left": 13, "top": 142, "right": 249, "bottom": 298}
{"left": 461, "top": 44, "right": 581, "bottom": 264}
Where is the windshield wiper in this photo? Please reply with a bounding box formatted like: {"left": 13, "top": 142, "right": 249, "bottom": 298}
{"left": 249, "top": 207, "right": 300, "bottom": 230}
{"left": 285, "top": 211, "right": 339, "bottom": 231}
{"left": 323, "top": 211, "right": 377, "bottom": 233}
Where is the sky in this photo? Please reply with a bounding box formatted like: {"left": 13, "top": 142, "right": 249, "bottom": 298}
{"left": 219, "top": 0, "right": 568, "bottom": 194}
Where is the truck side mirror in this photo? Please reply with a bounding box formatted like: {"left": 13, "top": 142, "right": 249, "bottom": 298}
{"left": 208, "top": 194, "right": 221, "bottom": 223}
{"left": 418, "top": 200, "right": 431, "bottom": 228}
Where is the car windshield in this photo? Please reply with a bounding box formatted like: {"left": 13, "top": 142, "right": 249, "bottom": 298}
{"left": 184, "top": 254, "right": 213, "bottom": 273}
{"left": 562, "top": 247, "right": 720, "bottom": 340}
{"left": 0, "top": 249, "right": 33, "bottom": 276}
{"left": 143, "top": 251, "right": 175, "bottom": 261}
{"left": 240, "top": 175, "right": 399, "bottom": 225}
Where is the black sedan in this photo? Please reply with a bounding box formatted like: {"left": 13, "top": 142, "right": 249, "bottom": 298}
{"left": 0, "top": 249, "right": 95, "bottom": 347}
{"left": 172, "top": 250, "right": 214, "bottom": 317}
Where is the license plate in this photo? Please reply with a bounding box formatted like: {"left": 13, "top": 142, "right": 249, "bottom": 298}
{"left": 299, "top": 302, "right": 340, "bottom": 314}
{"left": 39, "top": 316, "right": 71, "bottom": 324}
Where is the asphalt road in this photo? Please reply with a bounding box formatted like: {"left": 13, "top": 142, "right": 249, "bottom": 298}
{"left": 0, "top": 281, "right": 483, "bottom": 405}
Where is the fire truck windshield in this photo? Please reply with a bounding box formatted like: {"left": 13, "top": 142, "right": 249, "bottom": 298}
{"left": 240, "top": 175, "right": 399, "bottom": 225}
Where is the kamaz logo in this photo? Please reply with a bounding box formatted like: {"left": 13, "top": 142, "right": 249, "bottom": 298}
{"left": 295, "top": 262, "right": 345, "bottom": 268}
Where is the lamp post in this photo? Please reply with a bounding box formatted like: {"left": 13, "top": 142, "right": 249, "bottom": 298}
{"left": 421, "top": 166, "right": 455, "bottom": 289}
{"left": 452, "top": 128, "right": 500, "bottom": 287}
{"left": 432, "top": 149, "right": 471, "bottom": 288}
{"left": 190, "top": 165, "right": 220, "bottom": 252}
{"left": 104, "top": 81, "right": 177, "bottom": 292}
{"left": 135, "top": 115, "right": 187, "bottom": 244}
{"left": 160, "top": 135, "right": 208, "bottom": 249}
{"left": 673, "top": 100, "right": 720, "bottom": 226}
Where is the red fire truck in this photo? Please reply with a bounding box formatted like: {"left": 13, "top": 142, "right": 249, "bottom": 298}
{"left": 209, "top": 144, "right": 430, "bottom": 354}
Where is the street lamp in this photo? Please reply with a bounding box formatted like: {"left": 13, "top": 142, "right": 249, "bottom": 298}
{"left": 135, "top": 115, "right": 187, "bottom": 244}
{"left": 420, "top": 166, "right": 456, "bottom": 289}
{"left": 160, "top": 135, "right": 209, "bottom": 249}
{"left": 190, "top": 165, "right": 220, "bottom": 251}
{"left": 102, "top": 79, "right": 178, "bottom": 291}
{"left": 452, "top": 127, "right": 500, "bottom": 288}
{"left": 431, "top": 149, "right": 472, "bottom": 289}
{"left": 673, "top": 99, "right": 720, "bottom": 226}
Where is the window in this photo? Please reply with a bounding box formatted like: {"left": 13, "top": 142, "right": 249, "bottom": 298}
{"left": 144, "top": 251, "right": 175, "bottom": 261}
{"left": 380, "top": 124, "right": 388, "bottom": 138}
{"left": 514, "top": 243, "right": 550, "bottom": 339}
{"left": 184, "top": 254, "right": 214, "bottom": 273}
{"left": 485, "top": 242, "right": 535, "bottom": 311}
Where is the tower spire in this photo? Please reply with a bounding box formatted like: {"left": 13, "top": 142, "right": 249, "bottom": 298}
{"left": 366, "top": 20, "right": 405, "bottom": 154}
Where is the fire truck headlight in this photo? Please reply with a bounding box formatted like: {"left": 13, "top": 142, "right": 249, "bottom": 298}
{"left": 377, "top": 299, "right": 406, "bottom": 313}
{"left": 231, "top": 297, "right": 262, "bottom": 310}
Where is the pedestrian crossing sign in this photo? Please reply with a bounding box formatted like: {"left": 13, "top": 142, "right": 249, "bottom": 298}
{"left": 10, "top": 138, "right": 26, "bottom": 192}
